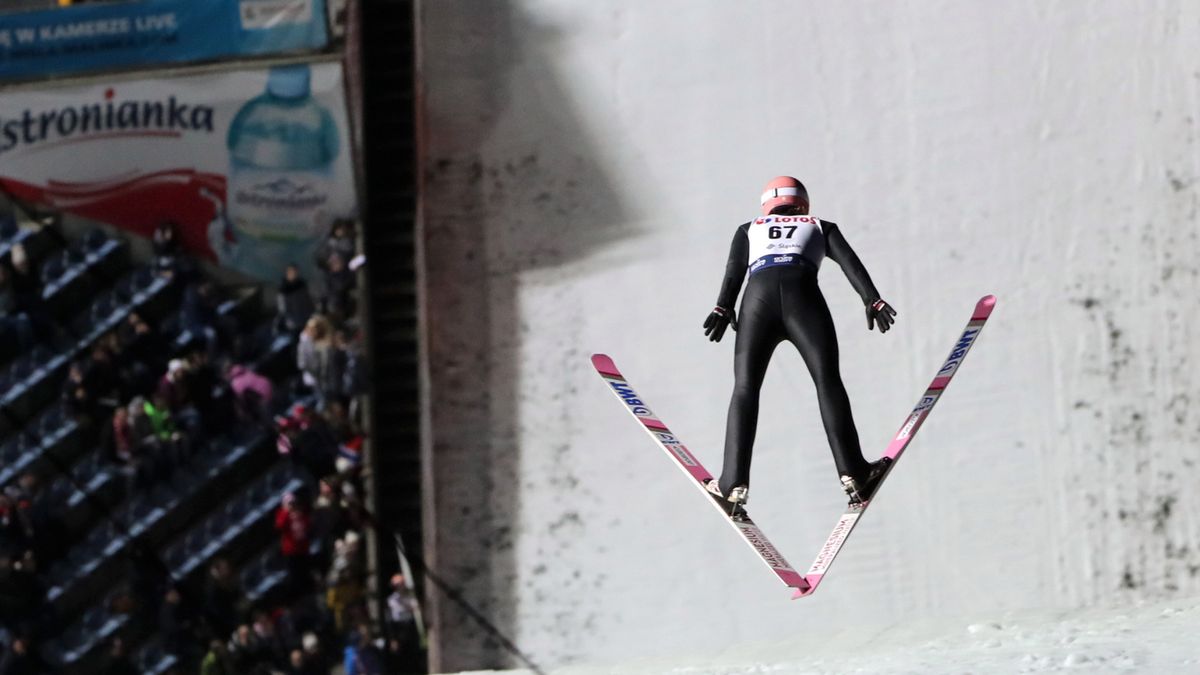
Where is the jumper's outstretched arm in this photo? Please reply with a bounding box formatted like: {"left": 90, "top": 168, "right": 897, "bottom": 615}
{"left": 715, "top": 226, "right": 749, "bottom": 310}
{"left": 823, "top": 222, "right": 880, "bottom": 306}
{"left": 824, "top": 221, "right": 896, "bottom": 333}
{"left": 703, "top": 226, "right": 749, "bottom": 342}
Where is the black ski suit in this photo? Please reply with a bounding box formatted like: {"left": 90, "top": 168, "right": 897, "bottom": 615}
{"left": 711, "top": 214, "right": 883, "bottom": 496}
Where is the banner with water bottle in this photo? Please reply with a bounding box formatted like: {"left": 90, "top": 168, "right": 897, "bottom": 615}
{"left": 0, "top": 0, "right": 328, "bottom": 83}
{"left": 0, "top": 60, "right": 357, "bottom": 283}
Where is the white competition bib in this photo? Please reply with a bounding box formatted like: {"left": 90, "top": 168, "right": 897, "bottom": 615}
{"left": 746, "top": 214, "right": 825, "bottom": 274}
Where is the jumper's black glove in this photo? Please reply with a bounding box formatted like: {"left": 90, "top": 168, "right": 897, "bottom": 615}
{"left": 866, "top": 298, "right": 897, "bottom": 333}
{"left": 703, "top": 306, "right": 736, "bottom": 342}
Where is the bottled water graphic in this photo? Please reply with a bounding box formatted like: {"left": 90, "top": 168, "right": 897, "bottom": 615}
{"left": 226, "top": 64, "right": 340, "bottom": 281}
{"left": 200, "top": 187, "right": 238, "bottom": 266}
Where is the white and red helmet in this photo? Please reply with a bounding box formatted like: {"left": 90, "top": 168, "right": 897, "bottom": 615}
{"left": 760, "top": 176, "right": 808, "bottom": 215}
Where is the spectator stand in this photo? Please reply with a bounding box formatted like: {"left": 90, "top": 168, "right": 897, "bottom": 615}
{"left": 0, "top": 205, "right": 321, "bottom": 673}
{"left": 1, "top": 208, "right": 404, "bottom": 674}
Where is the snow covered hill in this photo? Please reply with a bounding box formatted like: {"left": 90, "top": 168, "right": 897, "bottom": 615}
{"left": 461, "top": 597, "right": 1200, "bottom": 674}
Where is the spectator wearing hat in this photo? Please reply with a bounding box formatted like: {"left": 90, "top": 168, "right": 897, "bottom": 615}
{"left": 284, "top": 403, "right": 339, "bottom": 479}
{"left": 335, "top": 436, "right": 363, "bottom": 476}
{"left": 275, "top": 491, "right": 314, "bottom": 598}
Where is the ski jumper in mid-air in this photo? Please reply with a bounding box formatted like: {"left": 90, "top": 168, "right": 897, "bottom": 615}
{"left": 702, "top": 176, "right": 897, "bottom": 508}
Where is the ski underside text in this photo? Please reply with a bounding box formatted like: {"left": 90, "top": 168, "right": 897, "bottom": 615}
{"left": 592, "top": 295, "right": 995, "bottom": 599}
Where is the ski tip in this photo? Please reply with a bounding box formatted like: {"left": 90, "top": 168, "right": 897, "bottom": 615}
{"left": 973, "top": 295, "right": 997, "bottom": 318}
{"left": 590, "top": 353, "right": 617, "bottom": 373}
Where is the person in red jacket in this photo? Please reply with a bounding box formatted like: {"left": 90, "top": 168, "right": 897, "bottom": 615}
{"left": 275, "top": 491, "right": 314, "bottom": 596}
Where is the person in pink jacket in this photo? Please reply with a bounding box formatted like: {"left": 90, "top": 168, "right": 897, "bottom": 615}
{"left": 226, "top": 363, "right": 273, "bottom": 422}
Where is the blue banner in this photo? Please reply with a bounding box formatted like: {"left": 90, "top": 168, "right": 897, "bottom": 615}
{"left": 0, "top": 0, "right": 328, "bottom": 82}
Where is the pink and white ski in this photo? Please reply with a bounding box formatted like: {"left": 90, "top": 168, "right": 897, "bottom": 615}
{"left": 793, "top": 294, "right": 996, "bottom": 598}
{"left": 591, "top": 354, "right": 811, "bottom": 594}
{"left": 593, "top": 294, "right": 995, "bottom": 600}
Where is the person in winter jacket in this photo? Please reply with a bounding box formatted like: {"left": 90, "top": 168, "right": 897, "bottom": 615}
{"left": 276, "top": 264, "right": 316, "bottom": 335}
{"left": 275, "top": 491, "right": 314, "bottom": 597}
{"left": 297, "top": 315, "right": 338, "bottom": 405}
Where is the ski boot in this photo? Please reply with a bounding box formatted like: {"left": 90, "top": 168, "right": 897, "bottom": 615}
{"left": 840, "top": 457, "right": 893, "bottom": 506}
{"left": 705, "top": 480, "right": 749, "bottom": 519}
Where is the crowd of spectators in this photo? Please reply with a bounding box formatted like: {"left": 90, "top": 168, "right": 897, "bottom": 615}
{"left": 0, "top": 216, "right": 419, "bottom": 674}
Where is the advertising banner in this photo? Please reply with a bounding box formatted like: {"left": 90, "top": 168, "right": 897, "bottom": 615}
{"left": 0, "top": 60, "right": 357, "bottom": 283}
{"left": 0, "top": 0, "right": 329, "bottom": 82}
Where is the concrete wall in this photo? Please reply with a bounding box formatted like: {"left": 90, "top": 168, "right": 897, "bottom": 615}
{"left": 417, "top": 1, "right": 1200, "bottom": 671}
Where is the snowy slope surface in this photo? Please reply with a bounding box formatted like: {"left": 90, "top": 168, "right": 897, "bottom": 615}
{"left": 459, "top": 597, "right": 1200, "bottom": 674}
